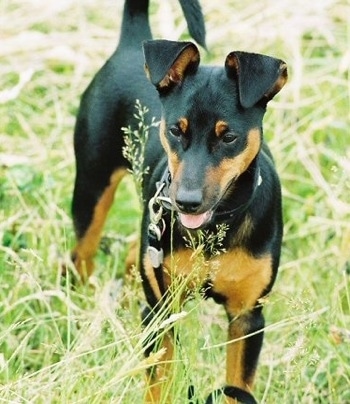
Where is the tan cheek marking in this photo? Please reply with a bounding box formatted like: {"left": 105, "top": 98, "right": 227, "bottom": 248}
{"left": 227, "top": 127, "right": 261, "bottom": 175}
{"left": 72, "top": 168, "right": 127, "bottom": 280}
{"left": 207, "top": 128, "right": 261, "bottom": 193}
{"left": 206, "top": 160, "right": 236, "bottom": 199}
{"left": 160, "top": 119, "right": 180, "bottom": 179}
{"left": 159, "top": 119, "right": 170, "bottom": 154}
{"left": 167, "top": 160, "right": 183, "bottom": 204}
{"left": 210, "top": 248, "right": 272, "bottom": 315}
{"left": 215, "top": 120, "right": 229, "bottom": 137}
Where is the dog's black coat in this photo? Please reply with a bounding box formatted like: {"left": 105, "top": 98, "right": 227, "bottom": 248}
{"left": 71, "top": 1, "right": 287, "bottom": 402}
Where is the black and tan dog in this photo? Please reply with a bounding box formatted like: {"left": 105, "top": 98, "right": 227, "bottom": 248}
{"left": 71, "top": 0, "right": 287, "bottom": 402}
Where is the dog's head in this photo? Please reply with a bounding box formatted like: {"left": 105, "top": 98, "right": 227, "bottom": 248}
{"left": 143, "top": 40, "right": 287, "bottom": 229}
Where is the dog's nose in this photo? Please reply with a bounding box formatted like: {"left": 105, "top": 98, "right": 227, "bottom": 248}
{"left": 175, "top": 189, "right": 202, "bottom": 213}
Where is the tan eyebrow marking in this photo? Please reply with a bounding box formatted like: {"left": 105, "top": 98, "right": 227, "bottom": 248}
{"left": 215, "top": 120, "right": 229, "bottom": 137}
{"left": 178, "top": 117, "right": 189, "bottom": 134}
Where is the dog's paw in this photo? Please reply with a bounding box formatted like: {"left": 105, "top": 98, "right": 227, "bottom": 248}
{"left": 188, "top": 384, "right": 197, "bottom": 403}
{"left": 205, "top": 386, "right": 257, "bottom": 404}
{"left": 205, "top": 387, "right": 223, "bottom": 403}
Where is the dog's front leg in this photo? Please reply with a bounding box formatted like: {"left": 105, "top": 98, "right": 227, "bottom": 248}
{"left": 141, "top": 307, "right": 175, "bottom": 404}
{"left": 223, "top": 307, "right": 264, "bottom": 404}
{"left": 145, "top": 333, "right": 174, "bottom": 403}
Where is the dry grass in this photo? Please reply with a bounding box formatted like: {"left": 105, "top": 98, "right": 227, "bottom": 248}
{"left": 0, "top": 0, "right": 349, "bottom": 402}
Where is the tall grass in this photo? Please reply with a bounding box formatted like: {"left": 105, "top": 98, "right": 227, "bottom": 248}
{"left": 0, "top": 0, "right": 349, "bottom": 402}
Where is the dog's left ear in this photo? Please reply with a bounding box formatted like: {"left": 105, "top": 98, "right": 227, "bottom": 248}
{"left": 225, "top": 51, "right": 288, "bottom": 108}
{"left": 143, "top": 40, "right": 200, "bottom": 91}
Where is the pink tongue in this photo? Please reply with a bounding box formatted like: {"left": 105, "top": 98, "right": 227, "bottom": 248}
{"left": 179, "top": 212, "right": 211, "bottom": 229}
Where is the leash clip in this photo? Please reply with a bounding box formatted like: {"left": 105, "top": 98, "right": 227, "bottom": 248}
{"left": 157, "top": 196, "right": 173, "bottom": 211}
{"left": 148, "top": 222, "right": 163, "bottom": 241}
{"left": 149, "top": 200, "right": 163, "bottom": 225}
{"left": 148, "top": 182, "right": 165, "bottom": 224}
{"left": 147, "top": 182, "right": 167, "bottom": 269}
{"left": 147, "top": 219, "right": 165, "bottom": 267}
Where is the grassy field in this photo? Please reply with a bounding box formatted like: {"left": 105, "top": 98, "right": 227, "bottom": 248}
{"left": 0, "top": 0, "right": 349, "bottom": 402}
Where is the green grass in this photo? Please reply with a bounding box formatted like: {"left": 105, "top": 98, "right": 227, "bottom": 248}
{"left": 1, "top": 0, "right": 349, "bottom": 402}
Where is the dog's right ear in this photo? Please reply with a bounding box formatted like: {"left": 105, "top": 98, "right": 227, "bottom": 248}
{"left": 143, "top": 40, "right": 200, "bottom": 91}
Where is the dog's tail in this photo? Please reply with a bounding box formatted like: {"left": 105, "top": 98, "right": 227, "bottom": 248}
{"left": 179, "top": 0, "right": 206, "bottom": 48}
{"left": 119, "top": 0, "right": 152, "bottom": 47}
{"left": 119, "top": 0, "right": 206, "bottom": 48}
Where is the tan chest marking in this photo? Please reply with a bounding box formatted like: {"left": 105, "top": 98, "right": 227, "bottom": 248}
{"left": 160, "top": 247, "right": 272, "bottom": 315}
{"left": 210, "top": 248, "right": 272, "bottom": 314}
{"left": 162, "top": 248, "right": 209, "bottom": 291}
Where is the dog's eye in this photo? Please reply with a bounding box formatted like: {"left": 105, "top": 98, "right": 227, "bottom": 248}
{"left": 169, "top": 126, "right": 182, "bottom": 138}
{"left": 222, "top": 132, "right": 237, "bottom": 144}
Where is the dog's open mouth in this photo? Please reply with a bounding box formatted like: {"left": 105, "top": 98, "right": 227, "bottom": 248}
{"left": 178, "top": 211, "right": 213, "bottom": 230}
